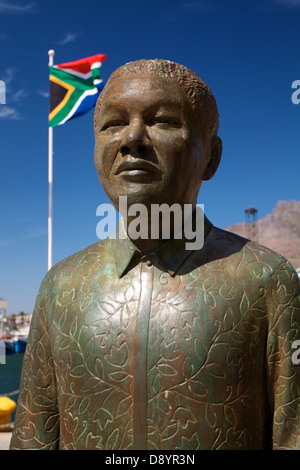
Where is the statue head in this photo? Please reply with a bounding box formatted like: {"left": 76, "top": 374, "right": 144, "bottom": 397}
{"left": 94, "top": 59, "right": 222, "bottom": 211}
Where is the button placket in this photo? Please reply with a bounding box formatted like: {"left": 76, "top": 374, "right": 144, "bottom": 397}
{"left": 132, "top": 254, "right": 154, "bottom": 450}
{"left": 141, "top": 255, "right": 153, "bottom": 268}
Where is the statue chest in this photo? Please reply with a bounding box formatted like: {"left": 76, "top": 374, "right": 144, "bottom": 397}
{"left": 49, "top": 261, "right": 268, "bottom": 450}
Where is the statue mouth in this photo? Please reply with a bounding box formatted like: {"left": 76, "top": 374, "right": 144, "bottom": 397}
{"left": 114, "top": 160, "right": 161, "bottom": 178}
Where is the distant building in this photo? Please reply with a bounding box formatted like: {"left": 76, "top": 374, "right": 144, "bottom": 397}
{"left": 0, "top": 298, "right": 7, "bottom": 318}
{"left": 8, "top": 313, "right": 32, "bottom": 331}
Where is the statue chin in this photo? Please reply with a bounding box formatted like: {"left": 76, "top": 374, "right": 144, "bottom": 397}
{"left": 102, "top": 184, "right": 169, "bottom": 213}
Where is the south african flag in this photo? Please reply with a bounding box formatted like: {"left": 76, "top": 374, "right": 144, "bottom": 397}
{"left": 49, "top": 54, "right": 107, "bottom": 127}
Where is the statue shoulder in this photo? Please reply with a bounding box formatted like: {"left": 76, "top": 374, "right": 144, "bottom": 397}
{"left": 243, "top": 238, "right": 299, "bottom": 284}
{"left": 40, "top": 239, "right": 110, "bottom": 292}
{"left": 209, "top": 226, "right": 299, "bottom": 287}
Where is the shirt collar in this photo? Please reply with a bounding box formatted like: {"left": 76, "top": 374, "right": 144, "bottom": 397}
{"left": 110, "top": 211, "right": 213, "bottom": 278}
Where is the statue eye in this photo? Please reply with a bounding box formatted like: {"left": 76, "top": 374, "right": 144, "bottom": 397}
{"left": 152, "top": 116, "right": 181, "bottom": 128}
{"left": 101, "top": 120, "right": 126, "bottom": 131}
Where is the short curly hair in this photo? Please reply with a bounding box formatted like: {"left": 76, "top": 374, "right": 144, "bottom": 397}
{"left": 94, "top": 59, "right": 219, "bottom": 148}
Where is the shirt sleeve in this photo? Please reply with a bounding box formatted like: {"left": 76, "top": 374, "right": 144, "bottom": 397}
{"left": 266, "top": 260, "right": 300, "bottom": 450}
{"left": 10, "top": 275, "right": 59, "bottom": 450}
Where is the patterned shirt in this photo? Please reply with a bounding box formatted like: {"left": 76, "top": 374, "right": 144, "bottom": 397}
{"left": 10, "top": 218, "right": 300, "bottom": 450}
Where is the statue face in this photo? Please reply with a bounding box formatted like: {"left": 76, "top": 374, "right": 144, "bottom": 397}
{"left": 94, "top": 73, "right": 209, "bottom": 210}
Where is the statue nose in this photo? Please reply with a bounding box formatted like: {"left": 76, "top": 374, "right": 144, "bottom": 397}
{"left": 120, "top": 119, "right": 151, "bottom": 156}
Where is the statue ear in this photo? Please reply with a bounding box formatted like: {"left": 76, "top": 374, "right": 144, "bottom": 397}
{"left": 202, "top": 136, "right": 222, "bottom": 181}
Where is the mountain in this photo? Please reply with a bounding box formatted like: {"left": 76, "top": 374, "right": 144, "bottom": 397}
{"left": 225, "top": 200, "right": 300, "bottom": 270}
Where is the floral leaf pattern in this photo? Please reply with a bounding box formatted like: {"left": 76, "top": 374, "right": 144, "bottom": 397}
{"left": 10, "top": 228, "right": 300, "bottom": 450}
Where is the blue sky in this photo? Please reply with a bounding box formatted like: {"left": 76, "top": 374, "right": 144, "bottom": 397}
{"left": 0, "top": 0, "right": 299, "bottom": 315}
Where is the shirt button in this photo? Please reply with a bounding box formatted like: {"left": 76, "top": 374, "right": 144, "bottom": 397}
{"left": 146, "top": 259, "right": 152, "bottom": 267}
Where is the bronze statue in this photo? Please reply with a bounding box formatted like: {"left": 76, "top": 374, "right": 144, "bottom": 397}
{"left": 10, "top": 59, "right": 300, "bottom": 450}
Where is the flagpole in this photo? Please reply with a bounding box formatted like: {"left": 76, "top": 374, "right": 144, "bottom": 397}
{"left": 48, "top": 49, "right": 55, "bottom": 271}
